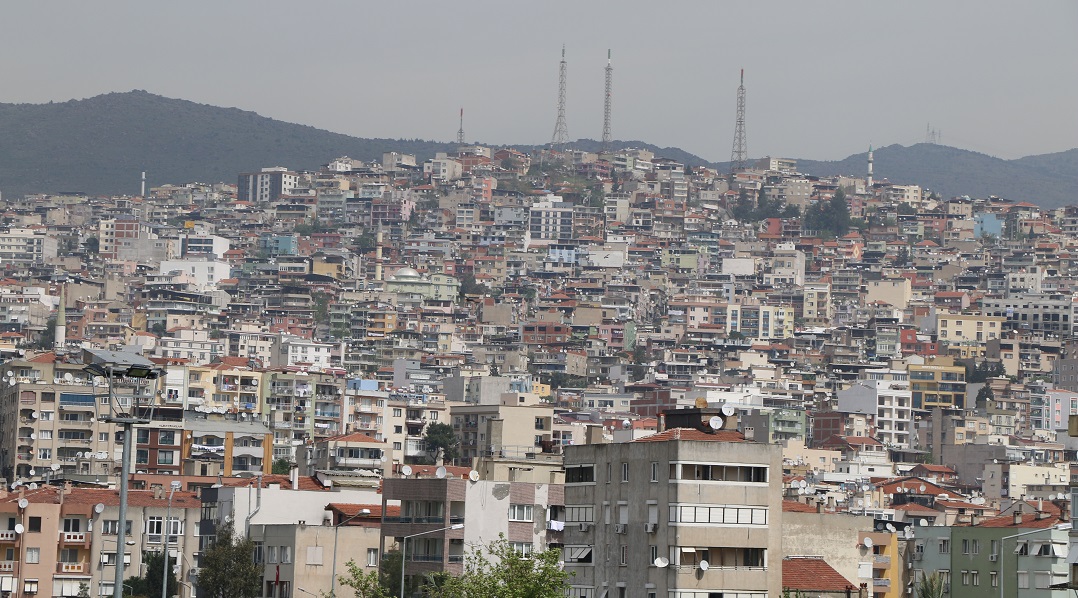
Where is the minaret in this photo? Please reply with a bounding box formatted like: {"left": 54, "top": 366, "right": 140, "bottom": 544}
{"left": 866, "top": 145, "right": 874, "bottom": 190}
{"left": 54, "top": 286, "right": 66, "bottom": 354}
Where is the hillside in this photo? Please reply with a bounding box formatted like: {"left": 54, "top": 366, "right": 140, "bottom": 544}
{"left": 0, "top": 91, "right": 1075, "bottom": 208}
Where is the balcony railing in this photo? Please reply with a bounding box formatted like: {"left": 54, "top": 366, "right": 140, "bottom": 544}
{"left": 0, "top": 531, "right": 15, "bottom": 542}
{"left": 61, "top": 532, "right": 87, "bottom": 543}
{"left": 0, "top": 561, "right": 14, "bottom": 572}
{"left": 58, "top": 562, "right": 87, "bottom": 573}
{"left": 873, "top": 555, "right": 890, "bottom": 567}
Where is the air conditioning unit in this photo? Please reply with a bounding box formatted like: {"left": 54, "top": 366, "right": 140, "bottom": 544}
{"left": 644, "top": 523, "right": 657, "bottom": 533}
{"left": 989, "top": 554, "right": 998, "bottom": 562}
{"left": 578, "top": 522, "right": 591, "bottom": 532}
{"left": 912, "top": 553, "right": 922, "bottom": 561}
{"left": 613, "top": 524, "right": 627, "bottom": 534}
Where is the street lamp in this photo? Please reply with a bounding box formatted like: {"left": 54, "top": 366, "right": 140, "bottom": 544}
{"left": 161, "top": 480, "right": 182, "bottom": 598}
{"left": 399, "top": 524, "right": 464, "bottom": 598}
{"left": 83, "top": 348, "right": 163, "bottom": 598}
{"left": 329, "top": 508, "right": 372, "bottom": 598}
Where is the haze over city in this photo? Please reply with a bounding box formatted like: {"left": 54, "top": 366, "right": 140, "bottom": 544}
{"left": 3, "top": 0, "right": 1076, "bottom": 160}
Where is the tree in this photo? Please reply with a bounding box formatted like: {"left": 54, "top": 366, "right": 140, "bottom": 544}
{"left": 917, "top": 572, "right": 947, "bottom": 598}
{"left": 141, "top": 550, "right": 179, "bottom": 598}
{"left": 423, "top": 422, "right": 460, "bottom": 462}
{"left": 271, "top": 458, "right": 292, "bottom": 475}
{"left": 975, "top": 384, "right": 995, "bottom": 407}
{"left": 84, "top": 236, "right": 100, "bottom": 254}
{"left": 378, "top": 550, "right": 404, "bottom": 597}
{"left": 332, "top": 559, "right": 390, "bottom": 598}
{"left": 197, "top": 522, "right": 262, "bottom": 598}
{"left": 430, "top": 535, "right": 571, "bottom": 598}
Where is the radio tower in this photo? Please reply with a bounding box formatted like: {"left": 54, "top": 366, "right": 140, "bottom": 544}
{"left": 729, "top": 69, "right": 747, "bottom": 173}
{"left": 601, "top": 49, "right": 613, "bottom": 154}
{"left": 457, "top": 108, "right": 465, "bottom": 145}
{"left": 550, "top": 45, "right": 570, "bottom": 152}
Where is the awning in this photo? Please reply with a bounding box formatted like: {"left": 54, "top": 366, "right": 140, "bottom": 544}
{"left": 1053, "top": 543, "right": 1068, "bottom": 558}
{"left": 1014, "top": 540, "right": 1028, "bottom": 554}
{"left": 681, "top": 547, "right": 697, "bottom": 553}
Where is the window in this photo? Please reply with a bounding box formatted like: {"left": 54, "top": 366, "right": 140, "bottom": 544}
{"left": 620, "top": 545, "right": 627, "bottom": 565}
{"left": 253, "top": 543, "right": 263, "bottom": 564}
{"left": 509, "top": 504, "right": 534, "bottom": 522}
{"left": 563, "top": 546, "right": 593, "bottom": 563}
{"left": 102, "top": 520, "right": 132, "bottom": 536}
{"left": 938, "top": 539, "right": 950, "bottom": 554}
{"left": 266, "top": 545, "right": 278, "bottom": 564}
{"left": 367, "top": 548, "right": 378, "bottom": 567}
{"left": 971, "top": 570, "right": 979, "bottom": 586}
{"left": 23, "top": 580, "right": 37, "bottom": 595}
{"left": 157, "top": 450, "right": 175, "bottom": 465}
{"left": 25, "top": 547, "right": 40, "bottom": 563}
{"left": 280, "top": 546, "right": 291, "bottom": 564}
{"left": 512, "top": 542, "right": 534, "bottom": 557}
{"left": 566, "top": 466, "right": 595, "bottom": 484}
{"left": 621, "top": 463, "right": 629, "bottom": 482}
{"left": 39, "top": 430, "right": 51, "bottom": 440}
{"left": 961, "top": 570, "right": 970, "bottom": 586}
{"left": 37, "top": 448, "right": 51, "bottom": 460}
{"left": 136, "top": 450, "right": 149, "bottom": 465}
{"left": 99, "top": 432, "right": 109, "bottom": 442}
{"left": 159, "top": 431, "right": 176, "bottom": 445}
{"left": 651, "top": 462, "right": 659, "bottom": 482}
{"left": 1017, "top": 571, "right": 1029, "bottom": 589}
{"left": 137, "top": 429, "right": 150, "bottom": 443}
{"left": 28, "top": 517, "right": 40, "bottom": 533}
{"left": 392, "top": 408, "right": 402, "bottom": 417}
{"left": 990, "top": 571, "right": 998, "bottom": 588}
{"left": 565, "top": 506, "right": 594, "bottom": 523}
{"left": 63, "top": 519, "right": 81, "bottom": 533}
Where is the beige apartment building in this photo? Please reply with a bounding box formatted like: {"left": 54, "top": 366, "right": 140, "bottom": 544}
{"left": 934, "top": 313, "right": 1006, "bottom": 359}
{"left": 561, "top": 421, "right": 783, "bottom": 598}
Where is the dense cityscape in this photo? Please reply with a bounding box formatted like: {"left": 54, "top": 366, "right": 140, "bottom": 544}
{"left": 0, "top": 131, "right": 1075, "bottom": 598}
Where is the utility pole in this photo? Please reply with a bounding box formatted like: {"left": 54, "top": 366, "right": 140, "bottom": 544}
{"left": 730, "top": 68, "right": 747, "bottom": 174}
{"left": 601, "top": 49, "right": 612, "bottom": 155}
{"left": 550, "top": 45, "right": 569, "bottom": 152}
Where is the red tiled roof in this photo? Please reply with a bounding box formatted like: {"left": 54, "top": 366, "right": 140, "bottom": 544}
{"left": 1, "top": 486, "right": 200, "bottom": 509}
{"left": 973, "top": 511, "right": 1064, "bottom": 529}
{"left": 327, "top": 432, "right": 384, "bottom": 444}
{"left": 633, "top": 428, "right": 745, "bottom": 443}
{"left": 782, "top": 500, "right": 819, "bottom": 513}
{"left": 782, "top": 556, "right": 855, "bottom": 592}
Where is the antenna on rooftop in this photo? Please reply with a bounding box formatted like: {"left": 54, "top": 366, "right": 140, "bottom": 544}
{"left": 729, "top": 69, "right": 747, "bottom": 174}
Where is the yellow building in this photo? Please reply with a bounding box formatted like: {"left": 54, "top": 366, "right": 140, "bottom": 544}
{"left": 859, "top": 530, "right": 904, "bottom": 598}
{"left": 936, "top": 313, "right": 1006, "bottom": 359}
{"left": 908, "top": 356, "right": 967, "bottom": 410}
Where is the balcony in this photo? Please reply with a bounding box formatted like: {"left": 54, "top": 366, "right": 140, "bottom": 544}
{"left": 872, "top": 578, "right": 890, "bottom": 588}
{"left": 872, "top": 555, "right": 890, "bottom": 568}
{"left": 336, "top": 457, "right": 382, "bottom": 468}
{"left": 57, "top": 562, "right": 87, "bottom": 574}
{"left": 0, "top": 561, "right": 13, "bottom": 572}
{"left": 61, "top": 532, "right": 87, "bottom": 543}
{"left": 0, "top": 531, "right": 14, "bottom": 542}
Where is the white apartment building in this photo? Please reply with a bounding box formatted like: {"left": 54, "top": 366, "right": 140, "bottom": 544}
{"left": 158, "top": 259, "right": 232, "bottom": 290}
{"left": 528, "top": 195, "right": 574, "bottom": 244}
{"left": 836, "top": 375, "right": 914, "bottom": 449}
{"left": 0, "top": 229, "right": 58, "bottom": 267}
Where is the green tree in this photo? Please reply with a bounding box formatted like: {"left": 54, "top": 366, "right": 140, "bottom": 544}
{"left": 331, "top": 559, "right": 390, "bottom": 598}
{"left": 84, "top": 236, "right": 100, "bottom": 254}
{"left": 271, "top": 458, "right": 292, "bottom": 475}
{"left": 917, "top": 572, "right": 946, "bottom": 598}
{"left": 431, "top": 535, "right": 571, "bottom": 598}
{"left": 141, "top": 550, "right": 179, "bottom": 598}
{"left": 197, "top": 522, "right": 262, "bottom": 598}
{"left": 378, "top": 551, "right": 404, "bottom": 597}
{"left": 423, "top": 422, "right": 460, "bottom": 462}
{"left": 976, "top": 384, "right": 995, "bottom": 407}
{"left": 77, "top": 583, "right": 90, "bottom": 598}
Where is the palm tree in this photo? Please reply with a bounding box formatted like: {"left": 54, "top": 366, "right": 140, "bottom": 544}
{"left": 917, "top": 572, "right": 946, "bottom": 598}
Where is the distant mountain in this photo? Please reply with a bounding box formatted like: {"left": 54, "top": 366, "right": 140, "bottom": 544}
{"left": 0, "top": 91, "right": 1075, "bottom": 208}
{"left": 794, "top": 144, "right": 1078, "bottom": 208}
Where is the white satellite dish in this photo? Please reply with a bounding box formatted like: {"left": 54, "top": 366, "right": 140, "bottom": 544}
{"left": 919, "top": 484, "right": 926, "bottom": 492}
{"left": 75, "top": 452, "right": 84, "bottom": 459}
{"left": 698, "top": 560, "right": 709, "bottom": 571}
{"left": 857, "top": 499, "right": 864, "bottom": 507}
{"left": 29, "top": 469, "right": 35, "bottom": 476}
{"left": 861, "top": 484, "right": 871, "bottom": 493}
{"left": 64, "top": 373, "right": 74, "bottom": 383}
{"left": 918, "top": 518, "right": 928, "bottom": 527}
{"left": 654, "top": 557, "right": 669, "bottom": 568}
{"left": 721, "top": 404, "right": 735, "bottom": 417}
{"left": 28, "top": 483, "right": 37, "bottom": 490}
{"left": 622, "top": 419, "right": 631, "bottom": 429}
{"left": 886, "top": 523, "right": 896, "bottom": 533}
{"left": 30, "top": 412, "right": 38, "bottom": 419}
{"left": 95, "top": 503, "right": 105, "bottom": 514}
{"left": 800, "top": 480, "right": 808, "bottom": 489}
{"left": 17, "top": 498, "right": 28, "bottom": 509}
{"left": 51, "top": 463, "right": 60, "bottom": 472}
{"left": 89, "top": 417, "right": 95, "bottom": 423}
{"left": 468, "top": 470, "right": 480, "bottom": 482}
{"left": 97, "top": 452, "right": 107, "bottom": 460}
{"left": 13, "top": 524, "right": 23, "bottom": 535}
{"left": 380, "top": 455, "right": 388, "bottom": 463}
{"left": 29, "top": 433, "right": 35, "bottom": 440}
{"left": 797, "top": 488, "right": 805, "bottom": 495}
{"left": 708, "top": 416, "right": 724, "bottom": 430}
{"left": 435, "top": 466, "right": 447, "bottom": 479}
{"left": 401, "top": 465, "right": 413, "bottom": 477}
{"left": 863, "top": 537, "right": 873, "bottom": 548}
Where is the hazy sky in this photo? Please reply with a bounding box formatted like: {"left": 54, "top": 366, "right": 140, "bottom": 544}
{"left": 3, "top": 1, "right": 1075, "bottom": 161}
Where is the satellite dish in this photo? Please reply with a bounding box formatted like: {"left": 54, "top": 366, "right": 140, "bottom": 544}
{"left": 97, "top": 452, "right": 107, "bottom": 460}
{"left": 862, "top": 484, "right": 871, "bottom": 493}
{"left": 654, "top": 557, "right": 669, "bottom": 568}
{"left": 380, "top": 455, "right": 388, "bottom": 463}
{"left": 51, "top": 463, "right": 60, "bottom": 472}
{"left": 904, "top": 528, "right": 914, "bottom": 539}
{"left": 94, "top": 503, "right": 105, "bottom": 514}
{"left": 800, "top": 480, "right": 808, "bottom": 489}
{"left": 468, "top": 470, "right": 480, "bottom": 482}
{"left": 708, "top": 416, "right": 724, "bottom": 430}
{"left": 857, "top": 499, "right": 864, "bottom": 507}
{"left": 919, "top": 484, "right": 927, "bottom": 493}
{"left": 28, "top": 483, "right": 37, "bottom": 490}
{"left": 863, "top": 537, "right": 873, "bottom": 548}
{"left": 30, "top": 412, "right": 38, "bottom": 419}
{"left": 401, "top": 465, "right": 413, "bottom": 477}
{"left": 886, "top": 524, "right": 896, "bottom": 533}
{"left": 75, "top": 452, "right": 84, "bottom": 459}
{"left": 64, "top": 373, "right": 74, "bottom": 383}
{"left": 13, "top": 524, "right": 23, "bottom": 535}
{"left": 698, "top": 560, "right": 709, "bottom": 571}
{"left": 797, "top": 488, "right": 804, "bottom": 495}
{"left": 993, "top": 459, "right": 998, "bottom": 464}
{"left": 919, "top": 519, "right": 928, "bottom": 527}
{"left": 17, "top": 498, "right": 28, "bottom": 509}
{"left": 694, "top": 397, "right": 708, "bottom": 409}
{"left": 29, "top": 433, "right": 35, "bottom": 440}
{"left": 721, "top": 404, "right": 735, "bottom": 417}
{"left": 7, "top": 380, "right": 14, "bottom": 387}
{"left": 29, "top": 469, "right": 35, "bottom": 476}
{"left": 435, "top": 466, "right": 447, "bottom": 479}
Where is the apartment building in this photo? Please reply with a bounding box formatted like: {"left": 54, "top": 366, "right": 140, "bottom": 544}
{"left": 451, "top": 401, "right": 555, "bottom": 463}
{"left": 935, "top": 313, "right": 1006, "bottom": 359}
{"left": 836, "top": 378, "right": 914, "bottom": 449}
{"left": 238, "top": 167, "right": 300, "bottom": 205}
{"left": 0, "top": 229, "right": 58, "bottom": 268}
{"left": 907, "top": 357, "right": 967, "bottom": 410}
{"left": 561, "top": 419, "right": 782, "bottom": 598}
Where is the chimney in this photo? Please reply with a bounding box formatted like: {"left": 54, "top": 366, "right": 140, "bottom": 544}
{"left": 1060, "top": 501, "right": 1070, "bottom": 522}
{"left": 1014, "top": 511, "right": 1023, "bottom": 526}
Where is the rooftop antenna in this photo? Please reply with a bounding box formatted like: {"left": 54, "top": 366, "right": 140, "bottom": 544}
{"left": 729, "top": 69, "right": 747, "bottom": 174}
{"left": 601, "top": 49, "right": 613, "bottom": 155}
{"left": 456, "top": 108, "right": 465, "bottom": 145}
{"left": 550, "top": 45, "right": 570, "bottom": 152}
